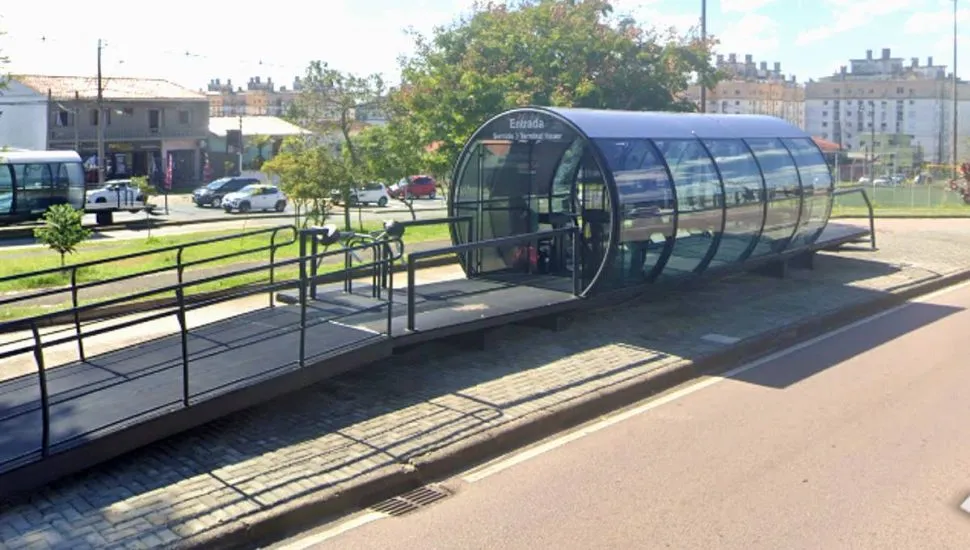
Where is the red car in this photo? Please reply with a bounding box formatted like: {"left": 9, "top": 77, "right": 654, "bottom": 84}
{"left": 390, "top": 175, "right": 437, "bottom": 199}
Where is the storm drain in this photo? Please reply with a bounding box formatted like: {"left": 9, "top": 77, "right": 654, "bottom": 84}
{"left": 370, "top": 485, "right": 453, "bottom": 516}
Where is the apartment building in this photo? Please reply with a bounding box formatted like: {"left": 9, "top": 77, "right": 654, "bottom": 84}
{"left": 804, "top": 48, "right": 970, "bottom": 165}
{"left": 206, "top": 76, "right": 301, "bottom": 117}
{"left": 686, "top": 53, "right": 806, "bottom": 129}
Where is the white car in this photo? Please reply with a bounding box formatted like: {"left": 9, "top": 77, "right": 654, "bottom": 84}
{"left": 334, "top": 182, "right": 390, "bottom": 207}
{"left": 85, "top": 179, "right": 147, "bottom": 213}
{"left": 222, "top": 184, "right": 288, "bottom": 213}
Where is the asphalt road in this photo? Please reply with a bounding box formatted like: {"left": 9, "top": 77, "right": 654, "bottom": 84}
{"left": 0, "top": 196, "right": 448, "bottom": 249}
{"left": 274, "top": 281, "right": 970, "bottom": 549}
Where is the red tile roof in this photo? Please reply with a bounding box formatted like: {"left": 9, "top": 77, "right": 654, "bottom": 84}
{"left": 812, "top": 137, "right": 842, "bottom": 153}
{"left": 12, "top": 75, "right": 205, "bottom": 101}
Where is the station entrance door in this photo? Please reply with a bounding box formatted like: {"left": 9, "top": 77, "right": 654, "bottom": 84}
{"left": 451, "top": 137, "right": 613, "bottom": 295}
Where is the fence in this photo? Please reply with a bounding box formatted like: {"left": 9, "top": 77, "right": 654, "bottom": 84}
{"left": 832, "top": 182, "right": 969, "bottom": 215}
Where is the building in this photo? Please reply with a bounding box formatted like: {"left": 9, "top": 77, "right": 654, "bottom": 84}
{"left": 206, "top": 115, "right": 311, "bottom": 177}
{"left": 0, "top": 74, "right": 209, "bottom": 186}
{"left": 804, "top": 48, "right": 970, "bottom": 167}
{"left": 206, "top": 77, "right": 301, "bottom": 117}
{"left": 686, "top": 54, "right": 806, "bottom": 129}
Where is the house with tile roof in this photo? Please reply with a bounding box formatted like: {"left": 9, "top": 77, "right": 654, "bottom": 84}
{"left": 0, "top": 75, "right": 209, "bottom": 186}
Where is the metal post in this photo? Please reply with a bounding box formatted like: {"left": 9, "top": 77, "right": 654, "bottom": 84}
{"left": 310, "top": 233, "right": 318, "bottom": 300}
{"left": 572, "top": 227, "right": 581, "bottom": 296}
{"left": 344, "top": 248, "right": 352, "bottom": 294}
{"left": 953, "top": 0, "right": 959, "bottom": 177}
{"left": 298, "top": 234, "right": 308, "bottom": 367}
{"left": 30, "top": 322, "right": 51, "bottom": 457}
{"left": 699, "top": 0, "right": 708, "bottom": 113}
{"left": 96, "top": 39, "right": 106, "bottom": 185}
{"left": 176, "top": 287, "right": 190, "bottom": 407}
{"left": 268, "top": 228, "right": 279, "bottom": 308}
{"left": 387, "top": 245, "right": 394, "bottom": 336}
{"left": 70, "top": 267, "right": 85, "bottom": 362}
{"left": 406, "top": 256, "right": 416, "bottom": 332}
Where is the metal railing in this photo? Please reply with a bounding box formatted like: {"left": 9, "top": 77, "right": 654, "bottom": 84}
{"left": 0, "top": 226, "right": 297, "bottom": 350}
{"left": 0, "top": 228, "right": 400, "bottom": 469}
{"left": 832, "top": 186, "right": 876, "bottom": 249}
{"left": 404, "top": 226, "right": 580, "bottom": 332}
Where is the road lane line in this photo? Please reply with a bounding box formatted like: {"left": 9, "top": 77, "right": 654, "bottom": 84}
{"left": 276, "top": 511, "right": 388, "bottom": 550}
{"left": 961, "top": 495, "right": 970, "bottom": 515}
{"left": 462, "top": 279, "right": 970, "bottom": 484}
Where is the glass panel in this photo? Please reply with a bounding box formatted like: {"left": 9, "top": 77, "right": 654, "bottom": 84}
{"left": 653, "top": 139, "right": 723, "bottom": 276}
{"left": 15, "top": 163, "right": 54, "bottom": 214}
{"left": 0, "top": 165, "right": 12, "bottom": 215}
{"left": 703, "top": 139, "right": 767, "bottom": 263}
{"left": 782, "top": 138, "right": 833, "bottom": 247}
{"left": 744, "top": 138, "right": 801, "bottom": 255}
{"left": 594, "top": 138, "right": 675, "bottom": 285}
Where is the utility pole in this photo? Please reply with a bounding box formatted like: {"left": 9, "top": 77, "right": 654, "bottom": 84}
{"left": 74, "top": 91, "right": 80, "bottom": 152}
{"left": 699, "top": 0, "right": 708, "bottom": 113}
{"left": 96, "top": 38, "right": 106, "bottom": 185}
{"left": 953, "top": 0, "right": 959, "bottom": 177}
{"left": 237, "top": 113, "right": 244, "bottom": 175}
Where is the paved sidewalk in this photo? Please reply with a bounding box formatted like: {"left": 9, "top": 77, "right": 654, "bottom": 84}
{"left": 1, "top": 219, "right": 969, "bottom": 549}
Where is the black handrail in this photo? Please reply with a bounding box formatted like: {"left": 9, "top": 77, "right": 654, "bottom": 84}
{"left": 0, "top": 226, "right": 298, "bottom": 314}
{"left": 404, "top": 226, "right": 580, "bottom": 332}
{"left": 8, "top": 233, "right": 400, "bottom": 462}
{"left": 832, "top": 186, "right": 876, "bottom": 249}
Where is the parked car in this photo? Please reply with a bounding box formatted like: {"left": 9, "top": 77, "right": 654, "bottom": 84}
{"left": 389, "top": 175, "right": 437, "bottom": 199}
{"left": 192, "top": 177, "right": 260, "bottom": 208}
{"left": 85, "top": 179, "right": 148, "bottom": 214}
{"left": 332, "top": 182, "right": 391, "bottom": 207}
{"left": 222, "top": 184, "right": 288, "bottom": 213}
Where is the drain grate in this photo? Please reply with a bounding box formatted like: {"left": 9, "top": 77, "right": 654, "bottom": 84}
{"left": 370, "top": 485, "right": 453, "bottom": 516}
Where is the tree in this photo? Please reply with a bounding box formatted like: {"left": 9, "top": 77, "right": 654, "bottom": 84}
{"left": 356, "top": 120, "right": 428, "bottom": 220}
{"left": 33, "top": 204, "right": 91, "bottom": 267}
{"left": 263, "top": 136, "right": 347, "bottom": 228}
{"left": 396, "top": 0, "right": 721, "bottom": 172}
{"left": 247, "top": 134, "right": 273, "bottom": 170}
{"left": 288, "top": 61, "right": 386, "bottom": 230}
{"left": 131, "top": 175, "right": 156, "bottom": 238}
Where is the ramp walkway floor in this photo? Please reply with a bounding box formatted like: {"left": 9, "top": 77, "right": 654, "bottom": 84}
{"left": 0, "top": 221, "right": 870, "bottom": 485}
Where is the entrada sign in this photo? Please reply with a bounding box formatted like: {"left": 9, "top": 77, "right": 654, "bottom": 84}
{"left": 489, "top": 114, "right": 568, "bottom": 142}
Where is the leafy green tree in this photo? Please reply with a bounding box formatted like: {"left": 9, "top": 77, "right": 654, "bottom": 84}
{"left": 131, "top": 175, "right": 156, "bottom": 238}
{"left": 287, "top": 61, "right": 386, "bottom": 230}
{"left": 263, "top": 136, "right": 347, "bottom": 227}
{"left": 356, "top": 120, "right": 428, "bottom": 220}
{"left": 396, "top": 0, "right": 721, "bottom": 172}
{"left": 33, "top": 204, "right": 91, "bottom": 267}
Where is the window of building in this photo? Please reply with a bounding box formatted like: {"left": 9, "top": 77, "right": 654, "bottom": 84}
{"left": 54, "top": 110, "right": 72, "bottom": 127}
{"left": 178, "top": 110, "right": 191, "bottom": 125}
{"left": 896, "top": 87, "right": 904, "bottom": 94}
{"left": 89, "top": 109, "right": 99, "bottom": 125}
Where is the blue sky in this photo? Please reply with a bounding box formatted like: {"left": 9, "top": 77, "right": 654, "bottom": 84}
{"left": 1, "top": 0, "right": 968, "bottom": 91}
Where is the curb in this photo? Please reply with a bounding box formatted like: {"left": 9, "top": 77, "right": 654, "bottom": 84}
{"left": 178, "top": 264, "right": 970, "bottom": 550}
{"left": 0, "top": 255, "right": 459, "bottom": 334}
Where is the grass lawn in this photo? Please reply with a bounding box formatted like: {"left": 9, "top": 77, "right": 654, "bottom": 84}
{"left": 1, "top": 222, "right": 450, "bottom": 293}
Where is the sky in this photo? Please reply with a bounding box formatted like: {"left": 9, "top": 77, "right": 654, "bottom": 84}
{"left": 1, "top": 0, "right": 968, "bottom": 92}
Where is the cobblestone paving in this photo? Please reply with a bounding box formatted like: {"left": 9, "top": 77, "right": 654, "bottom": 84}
{"left": 2, "top": 219, "right": 970, "bottom": 549}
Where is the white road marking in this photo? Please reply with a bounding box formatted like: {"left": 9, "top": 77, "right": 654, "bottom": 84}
{"left": 276, "top": 511, "right": 388, "bottom": 550}
{"left": 701, "top": 333, "right": 741, "bottom": 345}
{"left": 462, "top": 278, "right": 970, "bottom": 483}
{"left": 961, "top": 495, "right": 970, "bottom": 515}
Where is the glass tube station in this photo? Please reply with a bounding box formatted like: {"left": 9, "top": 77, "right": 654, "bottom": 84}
{"left": 448, "top": 106, "right": 838, "bottom": 296}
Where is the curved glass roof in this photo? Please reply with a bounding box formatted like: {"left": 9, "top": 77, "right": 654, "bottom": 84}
{"left": 541, "top": 106, "right": 810, "bottom": 140}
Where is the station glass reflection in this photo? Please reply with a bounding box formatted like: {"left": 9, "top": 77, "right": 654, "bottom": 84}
{"left": 744, "top": 138, "right": 802, "bottom": 254}
{"left": 653, "top": 139, "right": 724, "bottom": 276}
{"left": 449, "top": 107, "right": 837, "bottom": 295}
{"left": 702, "top": 139, "right": 767, "bottom": 263}
{"left": 782, "top": 138, "right": 834, "bottom": 247}
{"left": 595, "top": 139, "right": 675, "bottom": 284}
